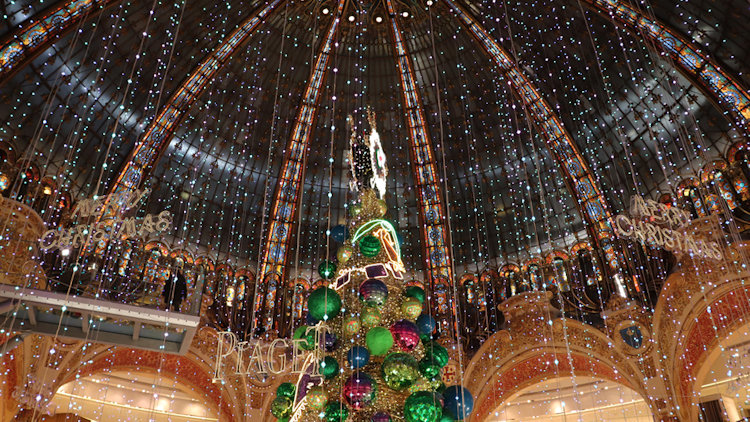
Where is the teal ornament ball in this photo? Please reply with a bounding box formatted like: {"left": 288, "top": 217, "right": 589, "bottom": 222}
{"left": 438, "top": 410, "right": 454, "bottom": 422}
{"left": 366, "top": 327, "right": 394, "bottom": 356}
{"left": 307, "top": 287, "right": 342, "bottom": 321}
{"left": 404, "top": 391, "right": 443, "bottom": 422}
{"left": 359, "top": 235, "right": 382, "bottom": 257}
{"left": 318, "top": 260, "right": 337, "bottom": 279}
{"left": 443, "top": 385, "right": 474, "bottom": 420}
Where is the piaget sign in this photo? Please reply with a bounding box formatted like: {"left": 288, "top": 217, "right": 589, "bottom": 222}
{"left": 212, "top": 325, "right": 329, "bottom": 382}
{"left": 39, "top": 188, "right": 172, "bottom": 252}
{"left": 613, "top": 196, "right": 722, "bottom": 260}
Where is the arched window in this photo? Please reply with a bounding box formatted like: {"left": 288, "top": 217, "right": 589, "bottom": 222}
{"left": 13, "top": 163, "right": 39, "bottom": 202}
{"left": 500, "top": 264, "right": 521, "bottom": 296}
{"left": 262, "top": 273, "right": 280, "bottom": 332}
{"left": 727, "top": 141, "right": 750, "bottom": 203}
{"left": 523, "top": 259, "right": 543, "bottom": 291}
{"left": 702, "top": 161, "right": 738, "bottom": 212}
{"left": 459, "top": 274, "right": 478, "bottom": 305}
{"left": 117, "top": 242, "right": 133, "bottom": 276}
{"left": 433, "top": 279, "right": 449, "bottom": 314}
{"left": 144, "top": 249, "right": 162, "bottom": 285}
{"left": 289, "top": 278, "right": 310, "bottom": 321}
{"left": 678, "top": 179, "right": 705, "bottom": 218}
{"left": 570, "top": 242, "right": 599, "bottom": 286}
{"left": 544, "top": 251, "right": 570, "bottom": 292}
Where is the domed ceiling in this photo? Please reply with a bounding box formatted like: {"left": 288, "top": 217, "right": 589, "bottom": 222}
{"left": 0, "top": 0, "right": 747, "bottom": 275}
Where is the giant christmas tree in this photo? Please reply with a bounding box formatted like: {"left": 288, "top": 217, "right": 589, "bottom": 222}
{"left": 268, "top": 114, "right": 474, "bottom": 422}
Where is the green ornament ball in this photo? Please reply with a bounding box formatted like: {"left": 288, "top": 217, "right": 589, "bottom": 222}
{"left": 271, "top": 396, "right": 293, "bottom": 419}
{"left": 404, "top": 286, "right": 426, "bottom": 303}
{"left": 307, "top": 287, "right": 342, "bottom": 321}
{"left": 366, "top": 327, "right": 394, "bottom": 356}
{"left": 362, "top": 306, "right": 382, "bottom": 327}
{"left": 293, "top": 326, "right": 316, "bottom": 351}
{"left": 318, "top": 260, "right": 337, "bottom": 279}
{"left": 319, "top": 356, "right": 340, "bottom": 380}
{"left": 404, "top": 391, "right": 443, "bottom": 422}
{"left": 324, "top": 401, "right": 349, "bottom": 422}
{"left": 381, "top": 353, "right": 420, "bottom": 391}
{"left": 307, "top": 386, "right": 328, "bottom": 411}
{"left": 402, "top": 297, "right": 423, "bottom": 319}
{"left": 337, "top": 245, "right": 354, "bottom": 263}
{"left": 359, "top": 235, "right": 382, "bottom": 257}
{"left": 419, "top": 357, "right": 442, "bottom": 380}
{"left": 276, "top": 382, "right": 296, "bottom": 399}
{"left": 344, "top": 315, "right": 361, "bottom": 336}
{"left": 424, "top": 341, "right": 449, "bottom": 368}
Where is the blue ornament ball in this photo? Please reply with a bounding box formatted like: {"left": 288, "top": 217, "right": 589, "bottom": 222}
{"left": 325, "top": 332, "right": 338, "bottom": 352}
{"left": 306, "top": 313, "right": 320, "bottom": 325}
{"left": 347, "top": 346, "right": 371, "bottom": 369}
{"left": 331, "top": 225, "right": 349, "bottom": 243}
{"left": 443, "top": 385, "right": 474, "bottom": 420}
{"left": 359, "top": 279, "right": 389, "bottom": 307}
{"left": 416, "top": 314, "right": 437, "bottom": 337}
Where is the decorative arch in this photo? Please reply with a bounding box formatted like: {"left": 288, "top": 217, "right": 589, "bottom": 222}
{"left": 255, "top": 0, "right": 345, "bottom": 334}
{"left": 195, "top": 255, "right": 215, "bottom": 272}
{"left": 474, "top": 351, "right": 637, "bottom": 421}
{"left": 583, "top": 0, "right": 750, "bottom": 135}
{"left": 385, "top": 0, "right": 452, "bottom": 286}
{"left": 652, "top": 246, "right": 750, "bottom": 420}
{"left": 465, "top": 320, "right": 648, "bottom": 421}
{"left": 59, "top": 348, "right": 239, "bottom": 422}
{"left": 0, "top": 0, "right": 122, "bottom": 84}
{"left": 444, "top": 0, "right": 622, "bottom": 273}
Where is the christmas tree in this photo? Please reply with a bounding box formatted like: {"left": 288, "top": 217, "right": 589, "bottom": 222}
{"left": 268, "top": 114, "right": 474, "bottom": 422}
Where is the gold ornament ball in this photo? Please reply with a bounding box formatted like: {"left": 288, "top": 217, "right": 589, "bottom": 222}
{"left": 402, "top": 297, "right": 423, "bottom": 319}
{"left": 307, "top": 386, "right": 328, "bottom": 411}
{"left": 350, "top": 204, "right": 362, "bottom": 217}
{"left": 362, "top": 306, "right": 383, "bottom": 327}
{"left": 375, "top": 198, "right": 388, "bottom": 216}
{"left": 337, "top": 245, "right": 354, "bottom": 263}
{"left": 345, "top": 315, "right": 361, "bottom": 336}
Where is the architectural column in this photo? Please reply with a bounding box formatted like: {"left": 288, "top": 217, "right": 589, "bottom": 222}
{"left": 384, "top": 0, "right": 454, "bottom": 328}
{"left": 583, "top": 0, "right": 750, "bottom": 135}
{"left": 0, "top": 0, "right": 122, "bottom": 85}
{"left": 254, "top": 0, "right": 346, "bottom": 335}
{"left": 445, "top": 0, "right": 624, "bottom": 277}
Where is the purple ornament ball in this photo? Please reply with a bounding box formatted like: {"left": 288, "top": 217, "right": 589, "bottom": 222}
{"left": 359, "top": 279, "right": 389, "bottom": 307}
{"left": 371, "top": 411, "right": 392, "bottom": 422}
{"left": 390, "top": 319, "right": 420, "bottom": 352}
{"left": 343, "top": 372, "right": 376, "bottom": 410}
